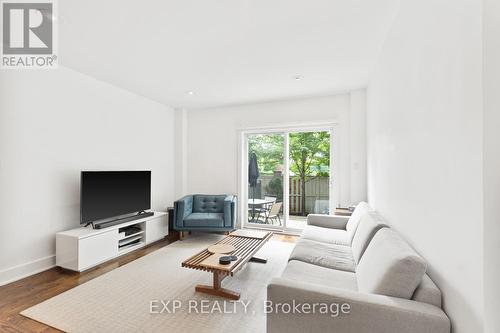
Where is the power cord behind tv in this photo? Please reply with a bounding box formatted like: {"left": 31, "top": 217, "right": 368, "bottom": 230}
{"left": 84, "top": 222, "right": 95, "bottom": 229}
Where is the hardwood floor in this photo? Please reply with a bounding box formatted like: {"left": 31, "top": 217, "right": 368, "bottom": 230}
{"left": 0, "top": 232, "right": 297, "bottom": 333}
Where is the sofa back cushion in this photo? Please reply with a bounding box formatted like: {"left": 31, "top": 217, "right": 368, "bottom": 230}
{"left": 193, "top": 195, "right": 226, "bottom": 213}
{"left": 356, "top": 228, "right": 427, "bottom": 299}
{"left": 346, "top": 202, "right": 370, "bottom": 242}
{"left": 351, "top": 211, "right": 387, "bottom": 263}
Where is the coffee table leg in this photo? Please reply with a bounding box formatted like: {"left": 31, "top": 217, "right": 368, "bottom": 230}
{"left": 195, "top": 271, "right": 240, "bottom": 300}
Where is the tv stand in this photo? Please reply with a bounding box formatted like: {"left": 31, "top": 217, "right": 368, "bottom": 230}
{"left": 93, "top": 211, "right": 155, "bottom": 229}
{"left": 56, "top": 211, "right": 168, "bottom": 272}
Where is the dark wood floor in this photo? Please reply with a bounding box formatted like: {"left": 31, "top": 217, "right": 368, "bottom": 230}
{"left": 0, "top": 232, "right": 297, "bottom": 333}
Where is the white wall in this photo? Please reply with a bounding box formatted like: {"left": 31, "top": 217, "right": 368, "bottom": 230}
{"left": 483, "top": 0, "right": 500, "bottom": 331}
{"left": 367, "top": 1, "right": 483, "bottom": 332}
{"left": 174, "top": 109, "right": 188, "bottom": 199}
{"left": 349, "top": 90, "right": 367, "bottom": 204}
{"left": 0, "top": 67, "right": 175, "bottom": 285}
{"left": 180, "top": 91, "right": 367, "bottom": 216}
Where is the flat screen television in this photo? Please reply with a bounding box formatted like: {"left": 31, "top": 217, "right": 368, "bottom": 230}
{"left": 80, "top": 171, "right": 151, "bottom": 224}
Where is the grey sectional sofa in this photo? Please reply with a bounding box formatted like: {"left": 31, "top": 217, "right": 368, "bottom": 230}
{"left": 267, "top": 202, "right": 451, "bottom": 333}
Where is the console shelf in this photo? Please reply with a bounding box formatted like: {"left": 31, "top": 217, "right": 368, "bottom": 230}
{"left": 118, "top": 241, "right": 146, "bottom": 254}
{"left": 118, "top": 234, "right": 143, "bottom": 247}
{"left": 56, "top": 211, "right": 168, "bottom": 272}
{"left": 119, "top": 230, "right": 145, "bottom": 240}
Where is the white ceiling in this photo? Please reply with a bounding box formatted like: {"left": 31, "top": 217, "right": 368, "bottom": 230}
{"left": 59, "top": 0, "right": 398, "bottom": 109}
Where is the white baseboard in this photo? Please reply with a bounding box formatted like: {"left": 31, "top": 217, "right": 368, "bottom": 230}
{"left": 0, "top": 255, "right": 56, "bottom": 286}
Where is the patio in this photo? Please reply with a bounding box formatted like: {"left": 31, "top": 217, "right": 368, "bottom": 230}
{"left": 247, "top": 200, "right": 308, "bottom": 230}
{"left": 247, "top": 212, "right": 307, "bottom": 230}
{"left": 246, "top": 131, "right": 331, "bottom": 231}
{"left": 287, "top": 215, "right": 308, "bottom": 229}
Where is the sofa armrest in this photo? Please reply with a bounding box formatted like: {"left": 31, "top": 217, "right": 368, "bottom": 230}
{"left": 173, "top": 195, "right": 193, "bottom": 228}
{"left": 267, "top": 278, "right": 450, "bottom": 333}
{"left": 223, "top": 195, "right": 236, "bottom": 228}
{"left": 306, "top": 214, "right": 349, "bottom": 229}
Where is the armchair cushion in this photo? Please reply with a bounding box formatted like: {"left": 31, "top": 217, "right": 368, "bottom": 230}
{"left": 193, "top": 195, "right": 226, "bottom": 213}
{"left": 184, "top": 213, "right": 224, "bottom": 227}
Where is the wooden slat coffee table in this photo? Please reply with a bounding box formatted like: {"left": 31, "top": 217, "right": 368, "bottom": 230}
{"left": 182, "top": 230, "right": 272, "bottom": 300}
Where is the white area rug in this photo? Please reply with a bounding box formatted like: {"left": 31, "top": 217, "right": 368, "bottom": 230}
{"left": 21, "top": 234, "right": 294, "bottom": 333}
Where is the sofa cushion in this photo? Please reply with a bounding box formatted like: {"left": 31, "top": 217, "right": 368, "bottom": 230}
{"left": 193, "top": 195, "right": 226, "bottom": 213}
{"left": 282, "top": 260, "right": 358, "bottom": 291}
{"left": 306, "top": 214, "right": 349, "bottom": 229}
{"left": 289, "top": 238, "right": 356, "bottom": 272}
{"left": 356, "top": 228, "right": 427, "bottom": 299}
{"left": 301, "top": 225, "right": 350, "bottom": 246}
{"left": 412, "top": 274, "right": 442, "bottom": 308}
{"left": 184, "top": 213, "right": 224, "bottom": 227}
{"left": 345, "top": 201, "right": 371, "bottom": 242}
{"left": 351, "top": 211, "right": 388, "bottom": 264}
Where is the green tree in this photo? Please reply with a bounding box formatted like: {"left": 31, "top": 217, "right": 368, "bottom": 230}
{"left": 266, "top": 176, "right": 283, "bottom": 200}
{"left": 249, "top": 131, "right": 330, "bottom": 215}
{"left": 248, "top": 134, "right": 284, "bottom": 174}
{"left": 289, "top": 132, "right": 330, "bottom": 215}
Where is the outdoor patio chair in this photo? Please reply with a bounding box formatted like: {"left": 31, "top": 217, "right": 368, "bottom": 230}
{"left": 248, "top": 196, "right": 277, "bottom": 223}
{"left": 259, "top": 196, "right": 277, "bottom": 220}
{"left": 265, "top": 201, "right": 283, "bottom": 225}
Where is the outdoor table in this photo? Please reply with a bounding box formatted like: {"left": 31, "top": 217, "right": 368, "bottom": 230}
{"left": 248, "top": 198, "right": 275, "bottom": 222}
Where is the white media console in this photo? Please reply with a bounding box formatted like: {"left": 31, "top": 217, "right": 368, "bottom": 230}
{"left": 56, "top": 211, "right": 168, "bottom": 272}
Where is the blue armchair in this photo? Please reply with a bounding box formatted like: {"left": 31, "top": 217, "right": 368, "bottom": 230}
{"left": 173, "top": 194, "right": 236, "bottom": 236}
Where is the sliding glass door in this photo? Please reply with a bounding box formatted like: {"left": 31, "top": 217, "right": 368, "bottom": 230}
{"left": 287, "top": 131, "right": 331, "bottom": 230}
{"left": 243, "top": 127, "right": 334, "bottom": 232}
{"left": 246, "top": 133, "right": 286, "bottom": 228}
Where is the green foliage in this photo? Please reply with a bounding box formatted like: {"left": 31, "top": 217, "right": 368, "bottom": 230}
{"left": 248, "top": 132, "right": 330, "bottom": 177}
{"left": 266, "top": 176, "right": 283, "bottom": 200}
{"left": 248, "top": 134, "right": 284, "bottom": 174}
{"left": 249, "top": 131, "right": 330, "bottom": 216}
{"left": 289, "top": 131, "right": 330, "bottom": 178}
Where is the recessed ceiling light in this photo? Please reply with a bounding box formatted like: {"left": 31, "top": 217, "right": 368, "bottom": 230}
{"left": 186, "top": 91, "right": 194, "bottom": 95}
{"left": 294, "top": 75, "right": 303, "bottom": 81}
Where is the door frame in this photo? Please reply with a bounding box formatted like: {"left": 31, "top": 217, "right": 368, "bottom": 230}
{"left": 237, "top": 122, "right": 339, "bottom": 232}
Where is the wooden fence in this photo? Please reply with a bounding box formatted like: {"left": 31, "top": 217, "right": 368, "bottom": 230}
{"left": 289, "top": 176, "right": 330, "bottom": 214}
{"left": 251, "top": 175, "right": 330, "bottom": 215}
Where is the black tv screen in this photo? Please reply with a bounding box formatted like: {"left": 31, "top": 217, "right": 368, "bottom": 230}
{"left": 80, "top": 171, "right": 151, "bottom": 224}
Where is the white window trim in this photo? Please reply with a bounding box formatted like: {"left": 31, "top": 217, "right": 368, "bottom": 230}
{"left": 237, "top": 122, "right": 340, "bottom": 232}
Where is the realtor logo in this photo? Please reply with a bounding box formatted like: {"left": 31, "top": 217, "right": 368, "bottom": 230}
{"left": 1, "top": 0, "right": 57, "bottom": 68}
